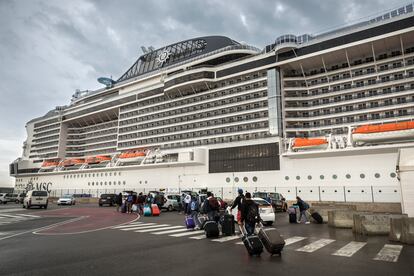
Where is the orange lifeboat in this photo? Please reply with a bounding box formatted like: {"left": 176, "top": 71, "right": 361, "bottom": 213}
{"left": 85, "top": 155, "right": 111, "bottom": 164}
{"left": 41, "top": 160, "right": 60, "bottom": 168}
{"left": 118, "top": 150, "right": 146, "bottom": 162}
{"left": 292, "top": 138, "right": 328, "bottom": 150}
{"left": 62, "top": 159, "right": 85, "bottom": 167}
{"left": 353, "top": 121, "right": 414, "bottom": 144}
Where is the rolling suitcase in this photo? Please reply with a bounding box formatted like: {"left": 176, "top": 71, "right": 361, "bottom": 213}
{"left": 185, "top": 216, "right": 195, "bottom": 229}
{"left": 143, "top": 205, "right": 151, "bottom": 216}
{"left": 121, "top": 203, "right": 127, "bottom": 213}
{"left": 204, "top": 221, "right": 220, "bottom": 238}
{"left": 221, "top": 213, "right": 235, "bottom": 236}
{"left": 239, "top": 225, "right": 263, "bottom": 256}
{"left": 198, "top": 215, "right": 208, "bottom": 229}
{"left": 311, "top": 212, "right": 323, "bottom": 224}
{"left": 288, "top": 206, "right": 298, "bottom": 223}
{"left": 257, "top": 223, "right": 285, "bottom": 255}
{"left": 151, "top": 204, "right": 160, "bottom": 216}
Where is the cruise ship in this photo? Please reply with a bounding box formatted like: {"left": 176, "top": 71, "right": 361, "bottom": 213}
{"left": 10, "top": 5, "right": 414, "bottom": 203}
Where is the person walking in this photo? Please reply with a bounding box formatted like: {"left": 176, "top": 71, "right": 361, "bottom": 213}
{"left": 115, "top": 193, "right": 122, "bottom": 212}
{"left": 203, "top": 192, "right": 220, "bottom": 221}
{"left": 188, "top": 196, "right": 201, "bottom": 230}
{"left": 296, "top": 196, "right": 310, "bottom": 224}
{"left": 183, "top": 193, "right": 192, "bottom": 215}
{"left": 240, "top": 192, "right": 260, "bottom": 236}
{"left": 137, "top": 192, "right": 145, "bottom": 215}
{"left": 126, "top": 192, "right": 134, "bottom": 214}
{"left": 230, "top": 188, "right": 245, "bottom": 223}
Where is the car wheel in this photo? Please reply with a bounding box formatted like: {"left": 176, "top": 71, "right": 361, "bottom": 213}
{"left": 44, "top": 205, "right": 48, "bottom": 209}
{"left": 168, "top": 205, "right": 173, "bottom": 212}
{"left": 266, "top": 221, "right": 273, "bottom": 226}
{"left": 0, "top": 200, "right": 2, "bottom": 204}
{"left": 99, "top": 204, "right": 102, "bottom": 207}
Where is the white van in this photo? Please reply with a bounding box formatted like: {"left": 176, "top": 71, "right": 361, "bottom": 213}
{"left": 23, "top": 190, "right": 49, "bottom": 209}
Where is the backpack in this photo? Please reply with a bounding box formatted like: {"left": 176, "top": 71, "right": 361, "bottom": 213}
{"left": 303, "top": 201, "right": 310, "bottom": 210}
{"left": 190, "top": 200, "right": 198, "bottom": 211}
{"left": 209, "top": 197, "right": 220, "bottom": 211}
{"left": 245, "top": 203, "right": 259, "bottom": 224}
{"left": 127, "top": 195, "right": 133, "bottom": 202}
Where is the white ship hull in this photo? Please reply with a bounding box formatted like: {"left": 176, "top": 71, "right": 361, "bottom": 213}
{"left": 353, "top": 129, "right": 414, "bottom": 144}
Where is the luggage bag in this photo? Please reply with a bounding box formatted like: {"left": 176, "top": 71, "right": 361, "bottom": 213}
{"left": 151, "top": 204, "right": 160, "bottom": 216}
{"left": 288, "top": 206, "right": 298, "bottom": 223}
{"left": 121, "top": 203, "right": 127, "bottom": 213}
{"left": 239, "top": 225, "right": 263, "bottom": 256}
{"left": 221, "top": 213, "right": 235, "bottom": 236}
{"left": 143, "top": 205, "right": 151, "bottom": 216}
{"left": 311, "top": 211, "right": 323, "bottom": 224}
{"left": 204, "top": 221, "right": 220, "bottom": 238}
{"left": 257, "top": 223, "right": 285, "bottom": 255}
{"left": 185, "top": 216, "right": 195, "bottom": 229}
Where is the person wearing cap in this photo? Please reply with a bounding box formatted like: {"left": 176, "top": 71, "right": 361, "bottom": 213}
{"left": 230, "top": 188, "right": 245, "bottom": 224}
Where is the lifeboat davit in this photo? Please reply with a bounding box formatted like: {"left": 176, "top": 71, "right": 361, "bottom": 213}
{"left": 41, "top": 160, "right": 60, "bottom": 169}
{"left": 292, "top": 138, "right": 328, "bottom": 150}
{"left": 62, "top": 159, "right": 85, "bottom": 167}
{"left": 85, "top": 155, "right": 112, "bottom": 164}
{"left": 118, "top": 150, "right": 146, "bottom": 162}
{"left": 352, "top": 121, "right": 414, "bottom": 144}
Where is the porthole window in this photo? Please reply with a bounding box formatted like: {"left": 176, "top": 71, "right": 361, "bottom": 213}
{"left": 379, "top": 190, "right": 382, "bottom": 193}
{"left": 252, "top": 176, "right": 258, "bottom": 182}
{"left": 92, "top": 182, "right": 94, "bottom": 186}
{"left": 109, "top": 173, "right": 112, "bottom": 176}
{"left": 361, "top": 190, "right": 364, "bottom": 193}
{"left": 88, "top": 174, "right": 91, "bottom": 177}
{"left": 226, "top": 177, "right": 231, "bottom": 183}
{"left": 390, "top": 172, "right": 397, "bottom": 178}
{"left": 334, "top": 190, "right": 337, "bottom": 193}
{"left": 88, "top": 182, "right": 90, "bottom": 186}
{"left": 100, "top": 182, "right": 103, "bottom": 186}
{"left": 347, "top": 190, "right": 350, "bottom": 193}
{"left": 63, "top": 175, "right": 65, "bottom": 179}
{"left": 287, "top": 190, "right": 290, "bottom": 193}
{"left": 298, "top": 190, "right": 301, "bottom": 193}
{"left": 394, "top": 190, "right": 397, "bottom": 193}
{"left": 285, "top": 176, "right": 289, "bottom": 181}
{"left": 360, "top": 173, "right": 365, "bottom": 179}
{"left": 310, "top": 190, "right": 313, "bottom": 193}
{"left": 296, "top": 176, "right": 300, "bottom": 180}
{"left": 109, "top": 182, "right": 111, "bottom": 185}
{"left": 139, "top": 181, "right": 142, "bottom": 184}
{"left": 144, "top": 180, "right": 147, "bottom": 184}
{"left": 119, "top": 172, "right": 122, "bottom": 176}
{"left": 105, "top": 173, "right": 108, "bottom": 176}
{"left": 320, "top": 175, "right": 324, "bottom": 180}
{"left": 346, "top": 174, "right": 351, "bottom": 179}
{"left": 332, "top": 174, "right": 338, "bottom": 179}
{"left": 123, "top": 181, "right": 126, "bottom": 185}
{"left": 101, "top": 173, "right": 103, "bottom": 177}
{"left": 322, "top": 190, "right": 325, "bottom": 193}
{"left": 374, "top": 173, "right": 380, "bottom": 178}
{"left": 243, "top": 177, "right": 248, "bottom": 182}
{"left": 114, "top": 172, "right": 117, "bottom": 176}
{"left": 234, "top": 177, "right": 239, "bottom": 183}
{"left": 118, "top": 181, "right": 121, "bottom": 185}
{"left": 104, "top": 182, "right": 107, "bottom": 185}
{"left": 307, "top": 175, "right": 312, "bottom": 180}
{"left": 93, "top": 173, "right": 95, "bottom": 177}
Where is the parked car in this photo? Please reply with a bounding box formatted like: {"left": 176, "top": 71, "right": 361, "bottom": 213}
{"left": 230, "top": 197, "right": 275, "bottom": 226}
{"left": 16, "top": 193, "right": 26, "bottom": 204}
{"left": 0, "top": 193, "right": 7, "bottom": 204}
{"left": 23, "top": 190, "right": 49, "bottom": 209}
{"left": 162, "top": 194, "right": 180, "bottom": 211}
{"left": 4, "top": 193, "right": 18, "bottom": 204}
{"left": 253, "top": 192, "right": 286, "bottom": 212}
{"left": 99, "top": 194, "right": 116, "bottom": 207}
{"left": 57, "top": 194, "right": 76, "bottom": 205}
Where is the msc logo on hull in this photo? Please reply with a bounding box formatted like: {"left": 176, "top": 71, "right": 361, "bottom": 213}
{"left": 26, "top": 181, "right": 52, "bottom": 193}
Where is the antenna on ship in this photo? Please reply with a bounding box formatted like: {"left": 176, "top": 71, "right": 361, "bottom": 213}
{"left": 141, "top": 46, "right": 148, "bottom": 54}
{"left": 97, "top": 76, "right": 116, "bottom": 88}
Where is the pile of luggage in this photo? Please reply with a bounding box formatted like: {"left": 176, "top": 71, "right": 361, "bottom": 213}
{"left": 143, "top": 204, "right": 160, "bottom": 216}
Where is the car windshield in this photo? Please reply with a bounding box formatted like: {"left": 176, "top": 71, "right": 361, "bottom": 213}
{"left": 254, "top": 199, "right": 271, "bottom": 206}
{"left": 32, "top": 191, "right": 48, "bottom": 197}
{"left": 62, "top": 194, "right": 72, "bottom": 198}
{"left": 253, "top": 192, "right": 267, "bottom": 198}
{"left": 101, "top": 194, "right": 114, "bottom": 198}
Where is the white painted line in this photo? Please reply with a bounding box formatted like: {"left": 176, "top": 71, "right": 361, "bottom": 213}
{"left": 132, "top": 225, "right": 175, "bottom": 232}
{"left": 111, "top": 222, "right": 152, "bottom": 229}
{"left": 120, "top": 224, "right": 166, "bottom": 231}
{"left": 169, "top": 230, "right": 204, "bottom": 237}
{"left": 212, "top": 235, "right": 242, "bottom": 243}
{"left": 137, "top": 225, "right": 182, "bottom": 233}
{"left": 0, "top": 214, "right": 26, "bottom": 219}
{"left": 284, "top": 236, "right": 307, "bottom": 246}
{"left": 236, "top": 241, "right": 244, "bottom": 245}
{"left": 15, "top": 214, "right": 40, "bottom": 218}
{"left": 189, "top": 234, "right": 207, "bottom": 240}
{"left": 151, "top": 228, "right": 188, "bottom": 235}
{"left": 332, "top": 241, "right": 367, "bottom": 257}
{"left": 0, "top": 209, "right": 24, "bottom": 213}
{"left": 296, "top": 239, "right": 335, "bottom": 253}
{"left": 373, "top": 244, "right": 403, "bottom": 263}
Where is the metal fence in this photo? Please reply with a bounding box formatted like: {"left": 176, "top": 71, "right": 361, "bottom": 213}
{"left": 49, "top": 185, "right": 401, "bottom": 203}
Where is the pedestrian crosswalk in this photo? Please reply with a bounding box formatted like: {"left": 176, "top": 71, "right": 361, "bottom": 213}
{"left": 109, "top": 222, "right": 405, "bottom": 263}
{"left": 0, "top": 213, "right": 40, "bottom": 225}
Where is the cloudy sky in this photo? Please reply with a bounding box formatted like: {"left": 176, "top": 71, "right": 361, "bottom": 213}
{"left": 0, "top": 0, "right": 408, "bottom": 186}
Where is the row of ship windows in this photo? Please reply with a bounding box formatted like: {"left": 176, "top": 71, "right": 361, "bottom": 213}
{"left": 284, "top": 172, "right": 397, "bottom": 180}
{"left": 120, "top": 71, "right": 267, "bottom": 113}
{"left": 285, "top": 109, "right": 413, "bottom": 129}
{"left": 30, "top": 146, "right": 58, "bottom": 154}
{"left": 66, "top": 148, "right": 117, "bottom": 158}
{"left": 34, "top": 118, "right": 60, "bottom": 129}
{"left": 63, "top": 172, "right": 122, "bottom": 178}
{"left": 32, "top": 135, "right": 59, "bottom": 144}
{"left": 285, "top": 47, "right": 414, "bottom": 78}
{"left": 33, "top": 128, "right": 60, "bottom": 138}
{"left": 67, "top": 121, "right": 118, "bottom": 135}
{"left": 88, "top": 181, "right": 126, "bottom": 186}
{"left": 119, "top": 89, "right": 268, "bottom": 126}
{"left": 67, "top": 128, "right": 118, "bottom": 141}
{"left": 66, "top": 134, "right": 118, "bottom": 147}
{"left": 118, "top": 111, "right": 268, "bottom": 141}
{"left": 66, "top": 141, "right": 117, "bottom": 152}
{"left": 286, "top": 83, "right": 414, "bottom": 106}
{"left": 285, "top": 56, "right": 414, "bottom": 88}
{"left": 225, "top": 176, "right": 258, "bottom": 183}
{"left": 118, "top": 122, "right": 269, "bottom": 148}
{"left": 285, "top": 72, "right": 414, "bottom": 98}
{"left": 288, "top": 98, "right": 414, "bottom": 118}
{"left": 34, "top": 123, "right": 61, "bottom": 134}
{"left": 31, "top": 140, "right": 59, "bottom": 149}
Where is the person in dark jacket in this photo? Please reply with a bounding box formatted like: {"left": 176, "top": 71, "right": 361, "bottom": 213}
{"left": 230, "top": 188, "right": 245, "bottom": 223}
{"left": 116, "top": 193, "right": 123, "bottom": 212}
{"left": 296, "top": 196, "right": 310, "bottom": 224}
{"left": 240, "top": 192, "right": 260, "bottom": 236}
{"left": 203, "top": 192, "right": 220, "bottom": 221}
{"left": 137, "top": 192, "right": 145, "bottom": 215}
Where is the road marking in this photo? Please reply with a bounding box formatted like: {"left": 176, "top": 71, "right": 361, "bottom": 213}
{"left": 236, "top": 241, "right": 244, "bottom": 245}
{"left": 296, "top": 239, "right": 335, "bottom": 253}
{"left": 284, "top": 236, "right": 307, "bottom": 246}
{"left": 332, "top": 241, "right": 366, "bottom": 257}
{"left": 111, "top": 222, "right": 153, "bottom": 229}
{"left": 0, "top": 214, "right": 26, "bottom": 219}
{"left": 373, "top": 244, "right": 403, "bottom": 262}
{"left": 0, "top": 209, "right": 24, "bottom": 213}
{"left": 189, "top": 235, "right": 207, "bottom": 240}
{"left": 135, "top": 225, "right": 179, "bottom": 233}
{"left": 212, "top": 235, "right": 242, "bottom": 243}
{"left": 170, "top": 230, "right": 205, "bottom": 237}
{"left": 12, "top": 214, "right": 40, "bottom": 218}
{"left": 120, "top": 224, "right": 168, "bottom": 231}
{"left": 151, "top": 228, "right": 188, "bottom": 235}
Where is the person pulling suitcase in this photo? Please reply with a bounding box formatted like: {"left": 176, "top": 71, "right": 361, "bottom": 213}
{"left": 240, "top": 192, "right": 260, "bottom": 236}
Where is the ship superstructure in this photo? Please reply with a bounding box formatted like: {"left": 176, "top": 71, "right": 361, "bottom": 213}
{"left": 10, "top": 5, "right": 414, "bottom": 202}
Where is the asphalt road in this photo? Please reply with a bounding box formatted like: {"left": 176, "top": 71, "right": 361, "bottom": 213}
{"left": 0, "top": 203, "right": 413, "bottom": 276}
